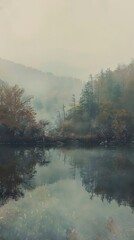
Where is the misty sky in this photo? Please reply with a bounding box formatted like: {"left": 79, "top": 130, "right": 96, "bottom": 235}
{"left": 0, "top": 0, "right": 134, "bottom": 79}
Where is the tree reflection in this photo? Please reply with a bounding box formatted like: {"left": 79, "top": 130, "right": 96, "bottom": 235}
{"left": 0, "top": 146, "right": 49, "bottom": 206}
{"left": 69, "top": 149, "right": 134, "bottom": 210}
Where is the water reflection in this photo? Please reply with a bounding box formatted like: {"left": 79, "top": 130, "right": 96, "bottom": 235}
{"left": 0, "top": 146, "right": 49, "bottom": 206}
{"left": 0, "top": 147, "right": 134, "bottom": 209}
{"left": 0, "top": 147, "right": 134, "bottom": 240}
{"left": 67, "top": 148, "right": 134, "bottom": 210}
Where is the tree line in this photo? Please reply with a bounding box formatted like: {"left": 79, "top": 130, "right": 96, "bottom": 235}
{"left": 60, "top": 60, "right": 134, "bottom": 144}
{"left": 1, "top": 60, "right": 134, "bottom": 144}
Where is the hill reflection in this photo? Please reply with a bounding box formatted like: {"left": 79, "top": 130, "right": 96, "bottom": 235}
{"left": 68, "top": 148, "right": 134, "bottom": 210}
{"left": 0, "top": 147, "right": 134, "bottom": 211}
{"left": 0, "top": 147, "right": 134, "bottom": 240}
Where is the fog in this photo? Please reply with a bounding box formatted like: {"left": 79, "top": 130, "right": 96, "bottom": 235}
{"left": 0, "top": 0, "right": 133, "bottom": 79}
{"left": 0, "top": 58, "right": 82, "bottom": 120}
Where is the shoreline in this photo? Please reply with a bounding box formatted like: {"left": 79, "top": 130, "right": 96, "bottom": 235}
{"left": 0, "top": 136, "right": 133, "bottom": 147}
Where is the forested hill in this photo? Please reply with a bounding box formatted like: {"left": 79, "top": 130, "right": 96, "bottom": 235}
{"left": 60, "top": 60, "right": 134, "bottom": 144}
{"left": 0, "top": 60, "right": 134, "bottom": 145}
{"left": 94, "top": 61, "right": 134, "bottom": 107}
{"left": 0, "top": 58, "right": 82, "bottom": 120}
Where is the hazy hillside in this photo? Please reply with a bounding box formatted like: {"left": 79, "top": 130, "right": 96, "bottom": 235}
{"left": 0, "top": 58, "right": 82, "bottom": 120}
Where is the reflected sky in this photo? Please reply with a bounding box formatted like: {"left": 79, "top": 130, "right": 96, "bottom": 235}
{"left": 0, "top": 147, "right": 134, "bottom": 240}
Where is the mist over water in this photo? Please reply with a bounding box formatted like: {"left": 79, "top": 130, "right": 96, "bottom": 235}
{"left": 0, "top": 146, "right": 134, "bottom": 240}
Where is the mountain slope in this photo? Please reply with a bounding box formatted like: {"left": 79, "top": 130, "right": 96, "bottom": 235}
{"left": 0, "top": 58, "right": 82, "bottom": 120}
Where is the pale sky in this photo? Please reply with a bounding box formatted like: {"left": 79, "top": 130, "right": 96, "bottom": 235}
{"left": 0, "top": 0, "right": 134, "bottom": 79}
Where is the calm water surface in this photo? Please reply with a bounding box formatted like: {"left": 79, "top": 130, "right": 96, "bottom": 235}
{"left": 0, "top": 146, "right": 134, "bottom": 240}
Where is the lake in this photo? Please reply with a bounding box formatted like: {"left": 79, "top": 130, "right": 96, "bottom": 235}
{"left": 0, "top": 146, "right": 134, "bottom": 240}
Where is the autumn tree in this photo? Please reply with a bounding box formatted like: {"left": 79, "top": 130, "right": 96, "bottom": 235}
{"left": 112, "top": 110, "right": 134, "bottom": 142}
{"left": 0, "top": 82, "right": 36, "bottom": 138}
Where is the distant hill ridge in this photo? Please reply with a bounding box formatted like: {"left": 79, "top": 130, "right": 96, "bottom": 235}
{"left": 0, "top": 58, "right": 82, "bottom": 120}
